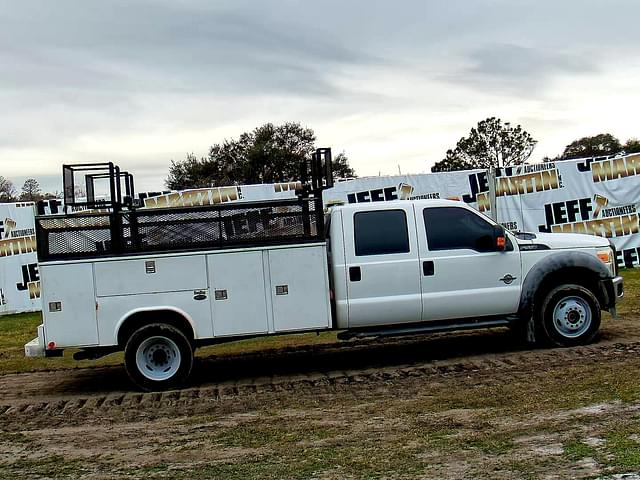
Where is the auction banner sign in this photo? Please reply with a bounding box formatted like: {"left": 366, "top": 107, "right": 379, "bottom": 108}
{"left": 323, "top": 169, "right": 483, "bottom": 206}
{"left": 0, "top": 202, "right": 40, "bottom": 314}
{"left": 139, "top": 182, "right": 301, "bottom": 208}
{"left": 321, "top": 155, "right": 640, "bottom": 268}
{"left": 495, "top": 154, "right": 640, "bottom": 268}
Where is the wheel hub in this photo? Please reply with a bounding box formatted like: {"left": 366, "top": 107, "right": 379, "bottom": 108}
{"left": 150, "top": 347, "right": 169, "bottom": 367}
{"left": 552, "top": 295, "right": 592, "bottom": 338}
{"left": 567, "top": 310, "right": 580, "bottom": 324}
{"left": 135, "top": 335, "right": 181, "bottom": 381}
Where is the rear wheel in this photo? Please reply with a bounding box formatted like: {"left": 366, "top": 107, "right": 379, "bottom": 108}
{"left": 124, "top": 323, "right": 193, "bottom": 391}
{"left": 538, "top": 284, "right": 601, "bottom": 347}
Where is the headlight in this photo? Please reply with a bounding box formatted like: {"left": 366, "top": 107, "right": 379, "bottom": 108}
{"left": 597, "top": 248, "right": 615, "bottom": 275}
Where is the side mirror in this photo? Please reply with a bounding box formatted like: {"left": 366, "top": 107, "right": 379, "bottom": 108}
{"left": 493, "top": 225, "right": 506, "bottom": 251}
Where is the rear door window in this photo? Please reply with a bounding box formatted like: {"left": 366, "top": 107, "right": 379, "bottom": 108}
{"left": 354, "top": 210, "right": 410, "bottom": 256}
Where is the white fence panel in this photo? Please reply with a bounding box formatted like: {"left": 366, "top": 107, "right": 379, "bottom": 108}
{"left": 0, "top": 202, "right": 40, "bottom": 314}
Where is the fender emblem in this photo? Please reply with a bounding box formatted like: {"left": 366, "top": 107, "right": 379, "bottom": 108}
{"left": 500, "top": 274, "right": 517, "bottom": 285}
{"left": 194, "top": 289, "right": 208, "bottom": 301}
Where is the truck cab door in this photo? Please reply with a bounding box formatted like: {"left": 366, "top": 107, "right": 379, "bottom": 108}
{"left": 343, "top": 204, "right": 422, "bottom": 327}
{"left": 416, "top": 205, "right": 522, "bottom": 321}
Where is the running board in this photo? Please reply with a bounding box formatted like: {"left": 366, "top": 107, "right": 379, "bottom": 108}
{"left": 337, "top": 318, "right": 512, "bottom": 341}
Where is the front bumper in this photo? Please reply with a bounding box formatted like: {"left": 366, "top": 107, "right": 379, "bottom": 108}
{"left": 611, "top": 276, "right": 624, "bottom": 300}
{"left": 601, "top": 276, "right": 624, "bottom": 317}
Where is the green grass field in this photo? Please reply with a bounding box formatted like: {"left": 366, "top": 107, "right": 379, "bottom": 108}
{"left": 1, "top": 268, "right": 638, "bottom": 376}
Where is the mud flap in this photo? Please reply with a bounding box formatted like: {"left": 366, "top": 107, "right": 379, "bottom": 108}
{"left": 525, "top": 315, "right": 537, "bottom": 343}
{"left": 600, "top": 276, "right": 623, "bottom": 319}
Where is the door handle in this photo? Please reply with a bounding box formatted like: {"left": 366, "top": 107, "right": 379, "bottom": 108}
{"left": 423, "top": 260, "right": 434, "bottom": 276}
{"left": 349, "top": 266, "right": 361, "bottom": 282}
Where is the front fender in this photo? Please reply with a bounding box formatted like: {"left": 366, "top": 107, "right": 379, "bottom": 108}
{"left": 518, "top": 251, "right": 611, "bottom": 318}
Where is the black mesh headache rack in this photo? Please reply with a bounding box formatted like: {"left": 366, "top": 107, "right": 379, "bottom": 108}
{"left": 36, "top": 149, "right": 334, "bottom": 262}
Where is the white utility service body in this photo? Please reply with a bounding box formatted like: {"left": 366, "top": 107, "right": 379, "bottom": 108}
{"left": 25, "top": 157, "right": 624, "bottom": 391}
{"left": 32, "top": 243, "right": 331, "bottom": 350}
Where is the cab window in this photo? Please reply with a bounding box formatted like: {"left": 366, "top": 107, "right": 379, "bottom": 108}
{"left": 423, "top": 207, "right": 495, "bottom": 252}
{"left": 354, "top": 210, "right": 409, "bottom": 256}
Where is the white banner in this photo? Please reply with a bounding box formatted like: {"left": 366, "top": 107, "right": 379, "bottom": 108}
{"left": 0, "top": 202, "right": 40, "bottom": 314}
{"left": 322, "top": 169, "right": 483, "bottom": 206}
{"left": 320, "top": 155, "right": 640, "bottom": 269}
{"left": 139, "top": 182, "right": 301, "bottom": 208}
{"left": 495, "top": 155, "right": 640, "bottom": 268}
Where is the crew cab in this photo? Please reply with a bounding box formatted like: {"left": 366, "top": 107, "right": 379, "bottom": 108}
{"left": 25, "top": 151, "right": 624, "bottom": 390}
{"left": 329, "top": 201, "right": 622, "bottom": 343}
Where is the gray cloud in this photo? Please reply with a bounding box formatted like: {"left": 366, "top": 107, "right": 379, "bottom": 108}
{"left": 0, "top": 0, "right": 386, "bottom": 99}
{"left": 443, "top": 43, "right": 599, "bottom": 94}
{"left": 1, "top": 0, "right": 640, "bottom": 190}
{"left": 471, "top": 44, "right": 595, "bottom": 76}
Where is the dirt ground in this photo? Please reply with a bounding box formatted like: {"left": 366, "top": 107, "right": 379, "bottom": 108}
{"left": 1, "top": 315, "right": 640, "bottom": 479}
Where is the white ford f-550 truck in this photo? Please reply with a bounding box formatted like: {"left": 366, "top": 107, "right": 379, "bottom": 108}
{"left": 25, "top": 150, "right": 624, "bottom": 390}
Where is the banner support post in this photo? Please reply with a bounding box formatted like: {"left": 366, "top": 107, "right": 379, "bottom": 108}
{"left": 487, "top": 167, "right": 498, "bottom": 222}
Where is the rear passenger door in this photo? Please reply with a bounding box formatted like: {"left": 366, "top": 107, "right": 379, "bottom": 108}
{"left": 343, "top": 205, "right": 422, "bottom": 327}
{"left": 417, "top": 205, "right": 522, "bottom": 321}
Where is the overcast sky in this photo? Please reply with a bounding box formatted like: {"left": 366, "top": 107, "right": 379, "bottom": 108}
{"left": 2, "top": 0, "right": 640, "bottom": 193}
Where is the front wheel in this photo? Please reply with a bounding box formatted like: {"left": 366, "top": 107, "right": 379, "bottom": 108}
{"left": 538, "top": 284, "right": 601, "bottom": 347}
{"left": 124, "top": 323, "right": 193, "bottom": 391}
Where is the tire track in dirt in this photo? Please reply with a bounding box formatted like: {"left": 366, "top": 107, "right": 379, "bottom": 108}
{"left": 2, "top": 338, "right": 639, "bottom": 423}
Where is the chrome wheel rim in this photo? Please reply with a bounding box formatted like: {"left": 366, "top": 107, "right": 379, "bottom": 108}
{"left": 552, "top": 296, "right": 592, "bottom": 338}
{"left": 135, "top": 336, "right": 181, "bottom": 381}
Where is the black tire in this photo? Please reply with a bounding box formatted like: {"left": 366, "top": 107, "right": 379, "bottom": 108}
{"left": 124, "top": 323, "right": 193, "bottom": 391}
{"left": 537, "top": 284, "right": 601, "bottom": 347}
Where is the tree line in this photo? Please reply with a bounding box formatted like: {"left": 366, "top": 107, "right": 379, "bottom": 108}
{"left": 431, "top": 118, "right": 640, "bottom": 172}
{"left": 544, "top": 133, "right": 640, "bottom": 162}
{"left": 0, "top": 177, "right": 57, "bottom": 203}
{"left": 3, "top": 121, "right": 636, "bottom": 202}
{"left": 166, "top": 122, "right": 356, "bottom": 190}
{"left": 168, "top": 120, "right": 640, "bottom": 189}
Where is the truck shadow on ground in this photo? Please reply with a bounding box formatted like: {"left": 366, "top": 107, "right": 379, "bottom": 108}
{"left": 191, "top": 328, "right": 530, "bottom": 384}
{"left": 65, "top": 328, "right": 537, "bottom": 393}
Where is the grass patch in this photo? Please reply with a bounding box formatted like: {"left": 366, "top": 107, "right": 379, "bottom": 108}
{"left": 561, "top": 419, "right": 640, "bottom": 474}
{"left": 210, "top": 421, "right": 339, "bottom": 449}
{"left": 618, "top": 267, "right": 640, "bottom": 317}
{"left": 563, "top": 440, "right": 596, "bottom": 460}
{"left": 604, "top": 429, "right": 640, "bottom": 470}
{"left": 0, "top": 455, "right": 92, "bottom": 478}
{"left": 466, "top": 436, "right": 515, "bottom": 455}
{"left": 0, "top": 311, "right": 123, "bottom": 374}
